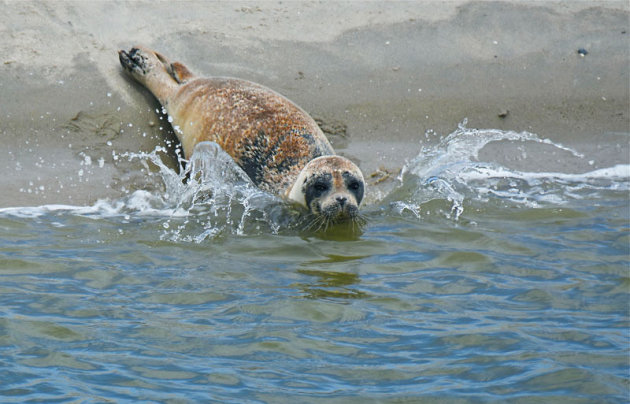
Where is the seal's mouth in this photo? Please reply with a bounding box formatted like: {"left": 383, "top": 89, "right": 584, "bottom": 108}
{"left": 303, "top": 200, "right": 366, "bottom": 233}
{"left": 322, "top": 202, "right": 358, "bottom": 221}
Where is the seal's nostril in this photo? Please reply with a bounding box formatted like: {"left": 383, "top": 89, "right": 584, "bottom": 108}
{"left": 336, "top": 196, "right": 347, "bottom": 206}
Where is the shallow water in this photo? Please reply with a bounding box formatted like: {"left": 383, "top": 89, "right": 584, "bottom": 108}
{"left": 1, "top": 126, "right": 628, "bottom": 403}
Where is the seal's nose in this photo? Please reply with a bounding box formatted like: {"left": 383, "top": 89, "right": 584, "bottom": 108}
{"left": 336, "top": 196, "right": 347, "bottom": 207}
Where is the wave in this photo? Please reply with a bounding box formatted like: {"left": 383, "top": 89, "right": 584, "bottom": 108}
{"left": 386, "top": 120, "right": 629, "bottom": 219}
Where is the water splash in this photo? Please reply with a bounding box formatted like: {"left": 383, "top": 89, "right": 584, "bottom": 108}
{"left": 2, "top": 123, "right": 627, "bottom": 236}
{"left": 0, "top": 142, "right": 297, "bottom": 241}
{"left": 387, "top": 120, "right": 629, "bottom": 220}
{"left": 122, "top": 141, "right": 295, "bottom": 240}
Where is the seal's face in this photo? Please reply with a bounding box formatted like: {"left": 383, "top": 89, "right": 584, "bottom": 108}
{"left": 288, "top": 156, "right": 365, "bottom": 225}
{"left": 304, "top": 170, "right": 364, "bottom": 221}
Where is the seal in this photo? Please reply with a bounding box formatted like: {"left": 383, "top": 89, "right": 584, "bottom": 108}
{"left": 119, "top": 46, "right": 365, "bottom": 224}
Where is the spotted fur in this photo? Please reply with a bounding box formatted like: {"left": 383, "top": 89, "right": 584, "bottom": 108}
{"left": 119, "top": 46, "right": 364, "bottom": 217}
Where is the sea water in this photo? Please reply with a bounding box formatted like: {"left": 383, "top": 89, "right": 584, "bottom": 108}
{"left": 0, "top": 124, "right": 628, "bottom": 403}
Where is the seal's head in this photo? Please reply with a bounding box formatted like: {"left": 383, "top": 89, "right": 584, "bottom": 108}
{"left": 287, "top": 156, "right": 365, "bottom": 226}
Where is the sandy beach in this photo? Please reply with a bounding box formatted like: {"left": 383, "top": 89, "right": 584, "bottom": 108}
{"left": 1, "top": 0, "right": 628, "bottom": 207}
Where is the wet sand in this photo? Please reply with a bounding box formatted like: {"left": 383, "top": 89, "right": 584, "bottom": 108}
{"left": 1, "top": 1, "right": 628, "bottom": 207}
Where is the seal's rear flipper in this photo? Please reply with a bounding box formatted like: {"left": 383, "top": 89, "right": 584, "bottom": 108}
{"left": 119, "top": 46, "right": 192, "bottom": 104}
{"left": 119, "top": 48, "right": 150, "bottom": 77}
{"left": 168, "top": 62, "right": 194, "bottom": 84}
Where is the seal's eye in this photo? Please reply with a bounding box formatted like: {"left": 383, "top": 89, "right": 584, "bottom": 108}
{"left": 314, "top": 182, "right": 329, "bottom": 192}
{"left": 304, "top": 174, "right": 333, "bottom": 208}
{"left": 349, "top": 181, "right": 360, "bottom": 191}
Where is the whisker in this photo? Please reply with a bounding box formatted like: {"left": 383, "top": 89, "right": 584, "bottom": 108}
{"left": 303, "top": 216, "right": 319, "bottom": 231}
{"left": 315, "top": 218, "right": 326, "bottom": 233}
{"left": 355, "top": 214, "right": 368, "bottom": 227}
{"left": 303, "top": 214, "right": 326, "bottom": 233}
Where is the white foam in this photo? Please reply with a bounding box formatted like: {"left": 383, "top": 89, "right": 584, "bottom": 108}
{"left": 0, "top": 192, "right": 189, "bottom": 219}
{"left": 459, "top": 164, "right": 630, "bottom": 183}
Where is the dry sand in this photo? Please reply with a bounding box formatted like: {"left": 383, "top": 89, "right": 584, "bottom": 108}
{"left": 1, "top": 1, "right": 628, "bottom": 206}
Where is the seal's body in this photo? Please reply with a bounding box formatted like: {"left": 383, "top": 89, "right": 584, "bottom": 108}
{"left": 119, "top": 46, "right": 364, "bottom": 223}
{"left": 167, "top": 77, "right": 335, "bottom": 195}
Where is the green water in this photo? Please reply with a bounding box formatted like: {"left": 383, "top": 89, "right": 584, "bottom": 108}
{"left": 1, "top": 129, "right": 628, "bottom": 403}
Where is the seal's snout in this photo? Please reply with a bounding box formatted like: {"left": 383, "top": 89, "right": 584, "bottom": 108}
{"left": 317, "top": 191, "right": 360, "bottom": 223}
